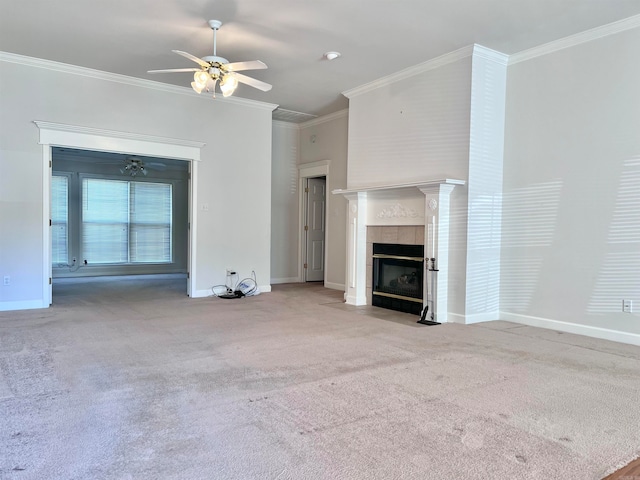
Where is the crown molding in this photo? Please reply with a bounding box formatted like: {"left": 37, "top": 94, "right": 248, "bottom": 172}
{"left": 473, "top": 45, "right": 509, "bottom": 65}
{"left": 0, "top": 51, "right": 278, "bottom": 112}
{"left": 33, "top": 121, "right": 206, "bottom": 149}
{"left": 342, "top": 45, "right": 474, "bottom": 99}
{"left": 509, "top": 14, "right": 640, "bottom": 65}
{"left": 272, "top": 120, "right": 300, "bottom": 130}
{"left": 299, "top": 109, "right": 349, "bottom": 129}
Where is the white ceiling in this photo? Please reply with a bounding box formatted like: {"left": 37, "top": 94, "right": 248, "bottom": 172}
{"left": 2, "top": 0, "right": 640, "bottom": 121}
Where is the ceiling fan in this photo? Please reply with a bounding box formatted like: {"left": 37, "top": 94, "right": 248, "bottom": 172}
{"left": 121, "top": 157, "right": 148, "bottom": 177}
{"left": 148, "top": 20, "right": 272, "bottom": 98}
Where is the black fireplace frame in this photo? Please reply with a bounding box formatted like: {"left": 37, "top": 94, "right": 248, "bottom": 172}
{"left": 372, "top": 243, "right": 424, "bottom": 315}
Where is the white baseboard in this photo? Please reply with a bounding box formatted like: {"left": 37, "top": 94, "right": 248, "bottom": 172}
{"left": 500, "top": 312, "right": 640, "bottom": 347}
{"left": 446, "top": 313, "right": 467, "bottom": 324}
{"left": 0, "top": 299, "right": 48, "bottom": 312}
{"left": 345, "top": 294, "right": 367, "bottom": 306}
{"left": 324, "top": 281, "right": 345, "bottom": 291}
{"left": 270, "top": 277, "right": 300, "bottom": 285}
{"left": 464, "top": 312, "right": 500, "bottom": 325}
{"left": 192, "top": 289, "right": 213, "bottom": 298}
{"left": 192, "top": 284, "right": 271, "bottom": 298}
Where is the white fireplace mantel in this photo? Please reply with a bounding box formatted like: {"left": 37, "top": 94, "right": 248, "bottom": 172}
{"left": 333, "top": 178, "right": 465, "bottom": 322}
{"left": 332, "top": 178, "right": 465, "bottom": 197}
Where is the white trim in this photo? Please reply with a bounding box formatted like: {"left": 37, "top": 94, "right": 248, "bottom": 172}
{"left": 509, "top": 14, "right": 640, "bottom": 65}
{"left": 343, "top": 45, "right": 474, "bottom": 98}
{"left": 189, "top": 160, "right": 198, "bottom": 296}
{"left": 33, "top": 121, "right": 206, "bottom": 150}
{"left": 272, "top": 120, "right": 300, "bottom": 130}
{"left": 299, "top": 109, "right": 349, "bottom": 129}
{"left": 446, "top": 313, "right": 467, "bottom": 325}
{"left": 1, "top": 52, "right": 278, "bottom": 112}
{"left": 449, "top": 313, "right": 499, "bottom": 325}
{"left": 0, "top": 300, "right": 49, "bottom": 312}
{"left": 324, "top": 281, "right": 345, "bottom": 291}
{"left": 34, "top": 121, "right": 204, "bottom": 304}
{"left": 43, "top": 145, "right": 52, "bottom": 305}
{"left": 193, "top": 285, "right": 271, "bottom": 297}
{"left": 333, "top": 179, "right": 465, "bottom": 196}
{"left": 472, "top": 45, "right": 509, "bottom": 65}
{"left": 298, "top": 159, "right": 331, "bottom": 177}
{"left": 270, "top": 277, "right": 300, "bottom": 284}
{"left": 463, "top": 312, "right": 501, "bottom": 325}
{"left": 298, "top": 162, "right": 331, "bottom": 283}
{"left": 500, "top": 312, "right": 640, "bottom": 347}
{"left": 192, "top": 289, "right": 213, "bottom": 298}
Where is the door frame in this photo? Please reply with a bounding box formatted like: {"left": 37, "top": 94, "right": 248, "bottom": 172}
{"left": 34, "top": 121, "right": 205, "bottom": 304}
{"left": 303, "top": 176, "right": 327, "bottom": 282}
{"left": 298, "top": 160, "right": 330, "bottom": 282}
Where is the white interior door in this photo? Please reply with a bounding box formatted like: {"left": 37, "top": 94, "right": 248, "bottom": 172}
{"left": 305, "top": 177, "right": 326, "bottom": 282}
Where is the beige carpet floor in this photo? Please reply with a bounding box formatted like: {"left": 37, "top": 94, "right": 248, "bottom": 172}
{"left": 1, "top": 277, "right": 639, "bottom": 479}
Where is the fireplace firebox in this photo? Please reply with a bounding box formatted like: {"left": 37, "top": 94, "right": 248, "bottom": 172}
{"left": 372, "top": 243, "right": 424, "bottom": 315}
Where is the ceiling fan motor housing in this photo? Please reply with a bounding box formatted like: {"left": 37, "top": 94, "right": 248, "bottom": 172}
{"left": 202, "top": 56, "right": 229, "bottom": 66}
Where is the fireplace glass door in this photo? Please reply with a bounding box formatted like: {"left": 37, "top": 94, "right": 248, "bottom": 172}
{"left": 372, "top": 243, "right": 424, "bottom": 315}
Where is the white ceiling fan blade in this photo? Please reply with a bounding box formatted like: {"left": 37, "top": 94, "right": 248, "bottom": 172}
{"left": 224, "top": 60, "right": 267, "bottom": 72}
{"left": 147, "top": 162, "right": 167, "bottom": 170}
{"left": 148, "top": 68, "right": 200, "bottom": 74}
{"left": 172, "top": 50, "right": 210, "bottom": 68}
{"left": 234, "top": 73, "right": 272, "bottom": 92}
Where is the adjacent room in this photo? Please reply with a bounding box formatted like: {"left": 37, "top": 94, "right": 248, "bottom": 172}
{"left": 1, "top": 1, "right": 639, "bottom": 479}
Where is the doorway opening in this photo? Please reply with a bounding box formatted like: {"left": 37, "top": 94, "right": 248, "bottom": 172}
{"left": 304, "top": 176, "right": 326, "bottom": 282}
{"left": 297, "top": 160, "right": 330, "bottom": 285}
{"left": 50, "top": 147, "right": 190, "bottom": 302}
{"left": 35, "top": 120, "right": 204, "bottom": 306}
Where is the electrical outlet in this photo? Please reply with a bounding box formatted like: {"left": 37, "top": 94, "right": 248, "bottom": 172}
{"left": 3, "top": 275, "right": 10, "bottom": 286}
{"left": 623, "top": 299, "right": 633, "bottom": 313}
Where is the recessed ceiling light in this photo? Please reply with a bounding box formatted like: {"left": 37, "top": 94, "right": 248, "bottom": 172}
{"left": 324, "top": 51, "right": 341, "bottom": 61}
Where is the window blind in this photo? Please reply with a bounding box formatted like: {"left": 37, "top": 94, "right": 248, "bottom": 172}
{"left": 82, "top": 178, "right": 172, "bottom": 264}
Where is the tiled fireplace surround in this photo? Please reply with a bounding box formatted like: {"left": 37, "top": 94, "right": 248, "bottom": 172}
{"left": 365, "top": 226, "right": 425, "bottom": 306}
{"left": 334, "top": 179, "right": 464, "bottom": 322}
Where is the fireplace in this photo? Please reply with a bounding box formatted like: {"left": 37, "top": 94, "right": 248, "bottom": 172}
{"left": 372, "top": 243, "right": 424, "bottom": 315}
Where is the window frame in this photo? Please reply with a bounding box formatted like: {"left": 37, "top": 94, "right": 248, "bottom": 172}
{"left": 79, "top": 174, "right": 174, "bottom": 265}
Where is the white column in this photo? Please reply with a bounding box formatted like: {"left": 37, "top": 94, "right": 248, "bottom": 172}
{"left": 419, "top": 184, "right": 456, "bottom": 322}
{"left": 344, "top": 192, "right": 368, "bottom": 305}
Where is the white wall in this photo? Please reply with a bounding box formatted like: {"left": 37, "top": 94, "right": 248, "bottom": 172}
{"left": 271, "top": 121, "right": 300, "bottom": 283}
{"left": 0, "top": 54, "right": 274, "bottom": 309}
{"left": 463, "top": 48, "right": 508, "bottom": 323}
{"left": 299, "top": 110, "right": 349, "bottom": 290}
{"left": 269, "top": 111, "right": 348, "bottom": 289}
{"left": 502, "top": 27, "right": 640, "bottom": 339}
{"left": 344, "top": 52, "right": 473, "bottom": 318}
{"left": 346, "top": 55, "right": 472, "bottom": 189}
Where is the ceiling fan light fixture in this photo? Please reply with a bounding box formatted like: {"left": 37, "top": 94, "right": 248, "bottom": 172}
{"left": 191, "top": 81, "right": 205, "bottom": 94}
{"left": 121, "top": 158, "right": 147, "bottom": 177}
{"left": 220, "top": 73, "right": 238, "bottom": 97}
{"left": 148, "top": 19, "right": 272, "bottom": 98}
{"left": 193, "top": 70, "right": 210, "bottom": 89}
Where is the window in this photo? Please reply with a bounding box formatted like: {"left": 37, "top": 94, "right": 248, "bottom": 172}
{"left": 81, "top": 178, "right": 172, "bottom": 264}
{"left": 51, "top": 175, "right": 69, "bottom": 265}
